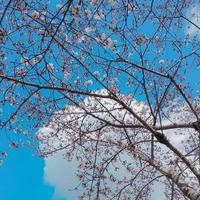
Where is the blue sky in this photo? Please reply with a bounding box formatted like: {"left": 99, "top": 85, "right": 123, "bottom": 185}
{"left": 0, "top": 146, "right": 55, "bottom": 200}
{"left": 0, "top": 1, "right": 67, "bottom": 199}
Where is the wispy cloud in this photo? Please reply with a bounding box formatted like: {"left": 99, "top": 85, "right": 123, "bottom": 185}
{"left": 185, "top": 5, "right": 200, "bottom": 36}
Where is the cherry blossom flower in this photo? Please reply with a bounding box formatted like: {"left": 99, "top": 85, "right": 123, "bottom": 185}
{"left": 39, "top": 16, "right": 45, "bottom": 22}
{"left": 101, "top": 33, "right": 106, "bottom": 40}
{"left": 77, "top": 35, "right": 85, "bottom": 43}
{"left": 84, "top": 80, "right": 93, "bottom": 86}
{"left": 159, "top": 59, "right": 165, "bottom": 65}
{"left": 74, "top": 76, "right": 80, "bottom": 85}
{"left": 1, "top": 152, "right": 8, "bottom": 158}
{"left": 127, "top": 3, "right": 135, "bottom": 12}
{"left": 16, "top": 67, "right": 26, "bottom": 76}
{"left": 20, "top": 57, "right": 29, "bottom": 66}
{"left": 11, "top": 115, "right": 16, "bottom": 122}
{"left": 136, "top": 35, "right": 148, "bottom": 45}
{"left": 47, "top": 63, "right": 54, "bottom": 72}
{"left": 31, "top": 11, "right": 40, "bottom": 19}
{"left": 32, "top": 55, "right": 42, "bottom": 64}
{"left": 94, "top": 11, "right": 104, "bottom": 20}
{"left": 72, "top": 6, "right": 80, "bottom": 18}
{"left": 64, "top": 72, "right": 71, "bottom": 80}
{"left": 31, "top": 58, "right": 38, "bottom": 65}
{"left": 106, "top": 38, "right": 114, "bottom": 49}
{"left": 38, "top": 29, "right": 45, "bottom": 35}
{"left": 41, "top": 11, "right": 47, "bottom": 16}
{"left": 84, "top": 9, "right": 91, "bottom": 18}
{"left": 63, "top": 34, "right": 68, "bottom": 42}
{"left": 154, "top": 36, "right": 160, "bottom": 41}
{"left": 93, "top": 71, "right": 100, "bottom": 76}
{"left": 85, "top": 27, "right": 93, "bottom": 34}
{"left": 34, "top": 92, "right": 41, "bottom": 100}
{"left": 9, "top": 142, "right": 18, "bottom": 149}
{"left": 56, "top": 4, "right": 62, "bottom": 9}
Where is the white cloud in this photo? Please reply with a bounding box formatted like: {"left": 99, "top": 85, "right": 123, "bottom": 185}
{"left": 38, "top": 90, "right": 198, "bottom": 200}
{"left": 44, "top": 153, "right": 166, "bottom": 200}
{"left": 185, "top": 5, "right": 200, "bottom": 36}
{"left": 44, "top": 151, "right": 80, "bottom": 200}
{"left": 40, "top": 91, "right": 151, "bottom": 199}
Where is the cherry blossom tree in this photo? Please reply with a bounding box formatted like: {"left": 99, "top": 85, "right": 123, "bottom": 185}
{"left": 0, "top": 0, "right": 200, "bottom": 199}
